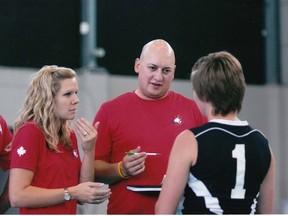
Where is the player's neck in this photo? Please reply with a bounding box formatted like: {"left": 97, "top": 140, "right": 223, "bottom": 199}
{"left": 208, "top": 112, "right": 239, "bottom": 121}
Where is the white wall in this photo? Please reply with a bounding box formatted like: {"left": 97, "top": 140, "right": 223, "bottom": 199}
{"left": 281, "top": 0, "right": 288, "bottom": 84}
{"left": 0, "top": 66, "right": 287, "bottom": 213}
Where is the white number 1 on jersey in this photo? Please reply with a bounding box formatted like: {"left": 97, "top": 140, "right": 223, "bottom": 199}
{"left": 231, "top": 144, "right": 246, "bottom": 199}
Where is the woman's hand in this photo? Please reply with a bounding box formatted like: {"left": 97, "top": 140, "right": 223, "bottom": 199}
{"left": 69, "top": 182, "right": 111, "bottom": 204}
{"left": 75, "top": 118, "right": 99, "bottom": 152}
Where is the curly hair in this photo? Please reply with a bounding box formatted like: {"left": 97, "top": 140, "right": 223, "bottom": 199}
{"left": 14, "top": 65, "right": 77, "bottom": 152}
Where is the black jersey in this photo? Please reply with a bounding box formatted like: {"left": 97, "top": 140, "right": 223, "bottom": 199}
{"left": 178, "top": 120, "right": 271, "bottom": 214}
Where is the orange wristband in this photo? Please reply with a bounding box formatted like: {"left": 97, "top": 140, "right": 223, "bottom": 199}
{"left": 117, "top": 161, "right": 129, "bottom": 179}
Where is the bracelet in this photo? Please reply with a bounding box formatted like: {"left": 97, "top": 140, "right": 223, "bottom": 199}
{"left": 117, "top": 161, "right": 129, "bottom": 179}
{"left": 80, "top": 171, "right": 95, "bottom": 179}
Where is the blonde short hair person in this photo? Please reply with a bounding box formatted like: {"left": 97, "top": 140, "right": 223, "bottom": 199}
{"left": 155, "top": 51, "right": 275, "bottom": 214}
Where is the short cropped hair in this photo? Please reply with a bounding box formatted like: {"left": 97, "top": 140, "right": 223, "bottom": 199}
{"left": 191, "top": 51, "right": 245, "bottom": 116}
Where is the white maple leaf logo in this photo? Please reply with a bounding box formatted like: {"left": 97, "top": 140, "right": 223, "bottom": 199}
{"left": 17, "top": 146, "right": 26, "bottom": 156}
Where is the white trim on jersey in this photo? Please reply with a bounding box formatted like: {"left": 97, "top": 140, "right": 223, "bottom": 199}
{"left": 195, "top": 127, "right": 266, "bottom": 139}
{"left": 187, "top": 173, "right": 224, "bottom": 214}
{"left": 250, "top": 193, "right": 259, "bottom": 214}
{"left": 209, "top": 119, "right": 249, "bottom": 126}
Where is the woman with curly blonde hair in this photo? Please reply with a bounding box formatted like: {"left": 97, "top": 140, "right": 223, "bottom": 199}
{"left": 9, "top": 65, "right": 110, "bottom": 214}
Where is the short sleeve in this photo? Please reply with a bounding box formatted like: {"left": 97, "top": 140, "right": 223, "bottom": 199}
{"left": 10, "top": 122, "right": 44, "bottom": 172}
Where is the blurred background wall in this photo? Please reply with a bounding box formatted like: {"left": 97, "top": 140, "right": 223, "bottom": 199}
{"left": 0, "top": 0, "right": 287, "bottom": 214}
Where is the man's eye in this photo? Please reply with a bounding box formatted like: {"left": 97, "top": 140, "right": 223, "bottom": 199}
{"left": 148, "top": 66, "right": 157, "bottom": 71}
{"left": 163, "top": 69, "right": 171, "bottom": 74}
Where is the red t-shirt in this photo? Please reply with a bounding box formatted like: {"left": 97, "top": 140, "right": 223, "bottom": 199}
{"left": 10, "top": 121, "right": 81, "bottom": 214}
{"left": 0, "top": 115, "right": 13, "bottom": 171}
{"left": 93, "top": 91, "right": 207, "bottom": 214}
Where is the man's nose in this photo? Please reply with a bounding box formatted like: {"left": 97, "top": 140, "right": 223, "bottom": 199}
{"left": 154, "top": 69, "right": 163, "bottom": 81}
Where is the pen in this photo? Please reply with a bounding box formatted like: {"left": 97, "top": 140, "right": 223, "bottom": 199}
{"left": 125, "top": 152, "right": 161, "bottom": 156}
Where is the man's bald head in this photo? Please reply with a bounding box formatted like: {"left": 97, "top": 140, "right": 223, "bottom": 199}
{"left": 140, "top": 39, "right": 175, "bottom": 64}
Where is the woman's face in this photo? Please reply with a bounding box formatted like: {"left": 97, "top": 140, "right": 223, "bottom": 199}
{"left": 54, "top": 77, "right": 79, "bottom": 122}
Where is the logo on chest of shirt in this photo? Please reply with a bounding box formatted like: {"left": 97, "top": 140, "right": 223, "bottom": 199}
{"left": 172, "top": 115, "right": 183, "bottom": 126}
{"left": 72, "top": 149, "right": 79, "bottom": 158}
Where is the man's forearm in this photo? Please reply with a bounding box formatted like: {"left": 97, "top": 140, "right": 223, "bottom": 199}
{"left": 94, "top": 160, "right": 124, "bottom": 184}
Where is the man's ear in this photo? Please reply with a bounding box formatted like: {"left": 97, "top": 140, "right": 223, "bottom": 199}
{"left": 134, "top": 58, "right": 141, "bottom": 74}
{"left": 172, "top": 65, "right": 176, "bottom": 79}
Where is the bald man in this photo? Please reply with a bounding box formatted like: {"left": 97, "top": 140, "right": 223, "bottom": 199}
{"left": 93, "top": 39, "right": 207, "bottom": 214}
